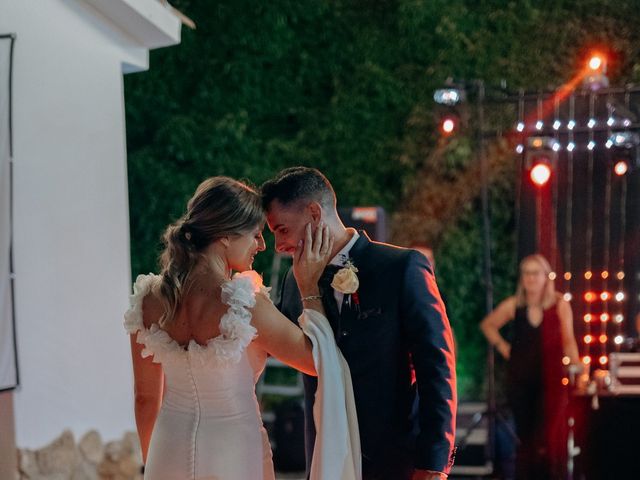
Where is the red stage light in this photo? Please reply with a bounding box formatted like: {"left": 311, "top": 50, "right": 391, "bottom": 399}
{"left": 582, "top": 356, "right": 591, "bottom": 365}
{"left": 583, "top": 313, "right": 593, "bottom": 322}
{"left": 599, "top": 334, "right": 608, "bottom": 343}
{"left": 441, "top": 117, "right": 456, "bottom": 135}
{"left": 584, "top": 334, "right": 593, "bottom": 344}
{"left": 584, "top": 291, "right": 596, "bottom": 302}
{"left": 614, "top": 160, "right": 629, "bottom": 176}
{"left": 599, "top": 355, "right": 608, "bottom": 365}
{"left": 600, "top": 291, "right": 611, "bottom": 301}
{"left": 588, "top": 55, "right": 604, "bottom": 71}
{"left": 530, "top": 163, "right": 551, "bottom": 186}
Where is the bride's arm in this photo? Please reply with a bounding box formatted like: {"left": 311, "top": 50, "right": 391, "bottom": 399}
{"left": 130, "top": 335, "right": 163, "bottom": 463}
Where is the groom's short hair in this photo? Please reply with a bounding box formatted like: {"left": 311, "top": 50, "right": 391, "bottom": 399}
{"left": 261, "top": 167, "right": 336, "bottom": 210}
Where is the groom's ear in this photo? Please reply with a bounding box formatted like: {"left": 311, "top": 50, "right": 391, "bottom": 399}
{"left": 307, "top": 201, "right": 323, "bottom": 225}
{"left": 219, "top": 236, "right": 231, "bottom": 248}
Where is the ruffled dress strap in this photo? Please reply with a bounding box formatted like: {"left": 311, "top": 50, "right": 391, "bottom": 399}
{"left": 123, "top": 270, "right": 269, "bottom": 367}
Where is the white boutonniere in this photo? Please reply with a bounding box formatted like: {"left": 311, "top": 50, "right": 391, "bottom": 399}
{"left": 331, "top": 259, "right": 359, "bottom": 295}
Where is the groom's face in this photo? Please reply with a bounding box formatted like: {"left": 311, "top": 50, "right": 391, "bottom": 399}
{"left": 266, "top": 200, "right": 315, "bottom": 256}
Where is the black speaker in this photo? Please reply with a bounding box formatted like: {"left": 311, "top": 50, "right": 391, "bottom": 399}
{"left": 338, "top": 206, "right": 387, "bottom": 242}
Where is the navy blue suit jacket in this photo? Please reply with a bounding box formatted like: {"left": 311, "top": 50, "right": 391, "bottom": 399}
{"left": 277, "top": 232, "right": 456, "bottom": 479}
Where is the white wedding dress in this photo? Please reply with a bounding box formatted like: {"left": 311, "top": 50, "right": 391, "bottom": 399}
{"left": 124, "top": 270, "right": 361, "bottom": 480}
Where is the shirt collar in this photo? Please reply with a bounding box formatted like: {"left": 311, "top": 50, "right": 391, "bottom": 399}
{"left": 329, "top": 229, "right": 359, "bottom": 267}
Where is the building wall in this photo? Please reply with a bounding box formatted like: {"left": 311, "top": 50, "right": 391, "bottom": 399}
{"left": 0, "top": 0, "right": 173, "bottom": 448}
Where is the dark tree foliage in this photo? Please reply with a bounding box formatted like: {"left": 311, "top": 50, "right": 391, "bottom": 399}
{"left": 125, "top": 0, "right": 640, "bottom": 398}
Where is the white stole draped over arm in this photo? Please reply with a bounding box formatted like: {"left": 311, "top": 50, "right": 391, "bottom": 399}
{"left": 298, "top": 309, "right": 362, "bottom": 480}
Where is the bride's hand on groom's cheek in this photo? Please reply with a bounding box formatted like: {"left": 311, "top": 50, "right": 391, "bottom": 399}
{"left": 293, "top": 222, "right": 334, "bottom": 296}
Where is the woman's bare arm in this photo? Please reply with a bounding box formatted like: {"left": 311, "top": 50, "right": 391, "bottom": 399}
{"left": 480, "top": 296, "right": 516, "bottom": 360}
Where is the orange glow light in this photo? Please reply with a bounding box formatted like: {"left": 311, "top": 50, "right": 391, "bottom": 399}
{"left": 601, "top": 271, "right": 609, "bottom": 279}
{"left": 599, "top": 334, "right": 608, "bottom": 343}
{"left": 530, "top": 163, "right": 551, "bottom": 186}
{"left": 588, "top": 55, "right": 604, "bottom": 71}
{"left": 600, "top": 291, "right": 611, "bottom": 301}
{"left": 583, "top": 356, "right": 592, "bottom": 365}
{"left": 562, "top": 377, "right": 569, "bottom": 386}
{"left": 585, "top": 271, "right": 593, "bottom": 280}
{"left": 584, "top": 334, "right": 593, "bottom": 344}
{"left": 599, "top": 355, "right": 608, "bottom": 365}
{"left": 584, "top": 313, "right": 593, "bottom": 322}
{"left": 615, "top": 160, "right": 629, "bottom": 176}
{"left": 617, "top": 271, "right": 625, "bottom": 280}
{"left": 600, "top": 313, "right": 610, "bottom": 322}
{"left": 584, "top": 291, "right": 596, "bottom": 302}
{"left": 564, "top": 272, "right": 572, "bottom": 280}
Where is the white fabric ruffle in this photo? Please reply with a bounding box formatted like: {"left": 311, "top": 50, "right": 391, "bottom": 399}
{"left": 123, "top": 271, "right": 266, "bottom": 367}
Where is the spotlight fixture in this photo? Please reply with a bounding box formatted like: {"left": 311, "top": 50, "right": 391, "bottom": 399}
{"left": 584, "top": 52, "right": 609, "bottom": 90}
{"left": 614, "top": 160, "right": 629, "bottom": 176}
{"left": 530, "top": 163, "right": 551, "bottom": 186}
{"left": 434, "top": 87, "right": 466, "bottom": 106}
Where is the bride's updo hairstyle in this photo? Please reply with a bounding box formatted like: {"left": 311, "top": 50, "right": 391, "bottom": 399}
{"left": 158, "top": 176, "right": 265, "bottom": 327}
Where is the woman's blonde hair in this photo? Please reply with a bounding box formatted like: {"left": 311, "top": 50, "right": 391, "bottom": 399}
{"left": 515, "top": 253, "right": 557, "bottom": 307}
{"left": 157, "top": 177, "right": 265, "bottom": 327}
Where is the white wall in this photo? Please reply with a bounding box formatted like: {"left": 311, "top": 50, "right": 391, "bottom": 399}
{"left": 0, "top": 0, "right": 179, "bottom": 448}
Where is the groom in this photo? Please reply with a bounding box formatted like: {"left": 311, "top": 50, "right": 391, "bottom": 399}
{"left": 261, "top": 167, "right": 456, "bottom": 480}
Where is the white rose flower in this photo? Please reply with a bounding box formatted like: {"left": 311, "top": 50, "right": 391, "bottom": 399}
{"left": 331, "top": 263, "right": 359, "bottom": 294}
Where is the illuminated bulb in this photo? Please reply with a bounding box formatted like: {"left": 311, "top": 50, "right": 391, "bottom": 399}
{"left": 599, "top": 355, "right": 608, "bottom": 365}
{"left": 599, "top": 334, "right": 608, "bottom": 343}
{"left": 601, "top": 271, "right": 609, "bottom": 279}
{"left": 563, "top": 292, "right": 572, "bottom": 302}
{"left": 614, "top": 335, "right": 624, "bottom": 345}
{"left": 562, "top": 377, "right": 569, "bottom": 386}
{"left": 516, "top": 144, "right": 524, "bottom": 154}
{"left": 589, "top": 56, "right": 603, "bottom": 70}
{"left": 584, "top": 313, "right": 593, "bottom": 322}
{"left": 564, "top": 272, "right": 572, "bottom": 280}
{"left": 562, "top": 356, "right": 571, "bottom": 366}
{"left": 567, "top": 120, "right": 576, "bottom": 130}
{"left": 583, "top": 356, "right": 591, "bottom": 365}
{"left": 442, "top": 118, "right": 455, "bottom": 133}
{"left": 600, "top": 291, "right": 611, "bottom": 301}
{"left": 588, "top": 118, "right": 596, "bottom": 128}
{"left": 614, "top": 314, "right": 624, "bottom": 323}
{"left": 587, "top": 140, "right": 596, "bottom": 150}
{"left": 607, "top": 117, "right": 615, "bottom": 126}
{"left": 516, "top": 122, "right": 525, "bottom": 132}
{"left": 584, "top": 292, "right": 596, "bottom": 302}
{"left": 623, "top": 118, "right": 632, "bottom": 127}
{"left": 617, "top": 271, "right": 625, "bottom": 280}
{"left": 605, "top": 139, "right": 614, "bottom": 149}
{"left": 615, "top": 161, "right": 629, "bottom": 176}
{"left": 584, "top": 334, "right": 593, "bottom": 344}
{"left": 615, "top": 291, "right": 625, "bottom": 302}
{"left": 530, "top": 164, "right": 551, "bottom": 186}
{"left": 585, "top": 271, "right": 593, "bottom": 280}
{"left": 536, "top": 120, "right": 543, "bottom": 130}
{"left": 600, "top": 313, "right": 610, "bottom": 322}
{"left": 552, "top": 142, "right": 561, "bottom": 152}
{"left": 549, "top": 272, "right": 557, "bottom": 280}
{"left": 567, "top": 142, "right": 575, "bottom": 152}
{"left": 553, "top": 120, "right": 561, "bottom": 130}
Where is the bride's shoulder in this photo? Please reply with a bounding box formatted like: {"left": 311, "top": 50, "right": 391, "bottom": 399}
{"left": 124, "top": 273, "right": 162, "bottom": 334}
{"left": 222, "top": 270, "right": 272, "bottom": 306}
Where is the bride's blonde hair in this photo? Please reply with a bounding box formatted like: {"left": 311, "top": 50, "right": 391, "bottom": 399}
{"left": 157, "top": 177, "right": 265, "bottom": 327}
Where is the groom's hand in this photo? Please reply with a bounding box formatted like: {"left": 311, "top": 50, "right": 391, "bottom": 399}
{"left": 412, "top": 470, "right": 447, "bottom": 480}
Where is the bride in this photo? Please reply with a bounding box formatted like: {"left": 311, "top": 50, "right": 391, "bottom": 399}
{"left": 124, "top": 176, "right": 359, "bottom": 480}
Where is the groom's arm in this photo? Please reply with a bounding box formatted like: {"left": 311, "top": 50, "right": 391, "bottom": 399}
{"left": 400, "top": 250, "right": 457, "bottom": 475}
